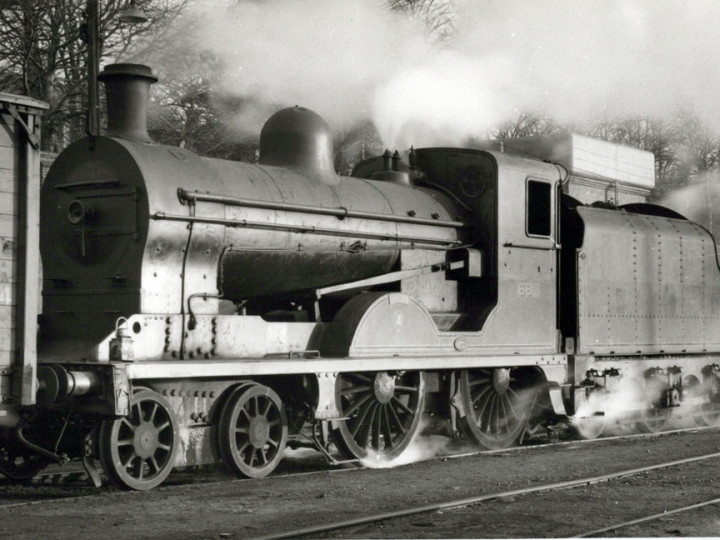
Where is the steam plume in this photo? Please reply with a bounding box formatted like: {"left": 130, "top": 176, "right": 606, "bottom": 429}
{"left": 193, "top": 0, "right": 720, "bottom": 148}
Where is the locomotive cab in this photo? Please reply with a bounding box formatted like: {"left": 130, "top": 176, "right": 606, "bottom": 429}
{"left": 355, "top": 147, "right": 561, "bottom": 353}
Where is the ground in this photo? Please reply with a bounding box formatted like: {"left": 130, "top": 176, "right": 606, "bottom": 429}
{"left": 0, "top": 427, "right": 718, "bottom": 538}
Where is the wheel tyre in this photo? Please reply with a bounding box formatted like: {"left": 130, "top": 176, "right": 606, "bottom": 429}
{"left": 98, "top": 389, "right": 178, "bottom": 491}
{"left": 218, "top": 384, "right": 288, "bottom": 479}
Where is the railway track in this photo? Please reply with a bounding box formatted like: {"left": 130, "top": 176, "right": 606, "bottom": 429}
{"left": 3, "top": 424, "right": 713, "bottom": 491}
{"left": 0, "top": 425, "right": 717, "bottom": 537}
{"left": 248, "top": 444, "right": 720, "bottom": 539}
{"left": 575, "top": 497, "right": 720, "bottom": 537}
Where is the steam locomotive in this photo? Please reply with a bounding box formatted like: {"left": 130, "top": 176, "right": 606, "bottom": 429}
{"left": 0, "top": 63, "right": 718, "bottom": 490}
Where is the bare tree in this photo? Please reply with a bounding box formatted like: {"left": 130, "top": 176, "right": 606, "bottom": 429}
{"left": 670, "top": 109, "right": 720, "bottom": 180}
{"left": 490, "top": 110, "right": 562, "bottom": 140}
{"left": 587, "top": 116, "right": 679, "bottom": 195}
{"left": 388, "top": 0, "right": 455, "bottom": 44}
{"left": 0, "top": 0, "right": 186, "bottom": 151}
{"left": 333, "top": 120, "right": 384, "bottom": 175}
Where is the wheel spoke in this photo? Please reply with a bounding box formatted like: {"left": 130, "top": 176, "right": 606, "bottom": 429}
{"left": 344, "top": 392, "right": 373, "bottom": 417}
{"left": 469, "top": 376, "right": 491, "bottom": 387}
{"left": 498, "top": 396, "right": 508, "bottom": 433}
{"left": 345, "top": 372, "right": 372, "bottom": 384}
{"left": 350, "top": 400, "right": 375, "bottom": 437}
{"left": 471, "top": 383, "right": 493, "bottom": 406}
{"left": 391, "top": 395, "right": 414, "bottom": 416}
{"left": 356, "top": 403, "right": 378, "bottom": 447}
{"left": 504, "top": 394, "right": 519, "bottom": 422}
{"left": 261, "top": 398, "right": 272, "bottom": 417}
{"left": 473, "top": 389, "right": 493, "bottom": 425}
{"left": 123, "top": 452, "right": 138, "bottom": 469}
{"left": 371, "top": 404, "right": 382, "bottom": 450}
{"left": 393, "top": 385, "right": 419, "bottom": 393}
{"left": 237, "top": 439, "right": 250, "bottom": 454}
{"left": 341, "top": 385, "right": 372, "bottom": 396}
{"left": 149, "top": 402, "right": 159, "bottom": 423}
{"left": 381, "top": 405, "right": 394, "bottom": 449}
{"left": 387, "top": 402, "right": 405, "bottom": 434}
{"left": 485, "top": 394, "right": 498, "bottom": 433}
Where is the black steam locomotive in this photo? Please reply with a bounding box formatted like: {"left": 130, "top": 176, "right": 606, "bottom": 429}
{"left": 0, "top": 63, "right": 717, "bottom": 490}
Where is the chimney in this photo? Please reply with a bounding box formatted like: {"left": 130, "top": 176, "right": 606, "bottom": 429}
{"left": 98, "top": 63, "right": 157, "bottom": 143}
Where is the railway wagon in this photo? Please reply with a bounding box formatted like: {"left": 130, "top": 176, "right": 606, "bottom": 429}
{"left": 0, "top": 63, "right": 719, "bottom": 490}
{"left": 0, "top": 93, "right": 45, "bottom": 435}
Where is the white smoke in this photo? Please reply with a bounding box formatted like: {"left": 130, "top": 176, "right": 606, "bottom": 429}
{"left": 189, "top": 0, "right": 720, "bottom": 148}
{"left": 657, "top": 172, "right": 720, "bottom": 240}
{"left": 358, "top": 415, "right": 473, "bottom": 468}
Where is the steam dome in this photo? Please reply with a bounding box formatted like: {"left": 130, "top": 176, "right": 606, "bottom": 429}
{"left": 259, "top": 106, "right": 338, "bottom": 185}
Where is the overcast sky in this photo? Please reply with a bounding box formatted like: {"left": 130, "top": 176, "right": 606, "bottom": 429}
{"left": 193, "top": 0, "right": 720, "bottom": 148}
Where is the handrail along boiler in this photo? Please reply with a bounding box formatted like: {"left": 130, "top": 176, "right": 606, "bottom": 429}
{"left": 0, "top": 63, "right": 718, "bottom": 489}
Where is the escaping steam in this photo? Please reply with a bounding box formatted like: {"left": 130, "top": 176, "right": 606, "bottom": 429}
{"left": 358, "top": 415, "right": 473, "bottom": 469}
{"left": 573, "top": 372, "right": 714, "bottom": 433}
{"left": 657, "top": 171, "right": 720, "bottom": 242}
{"left": 193, "top": 0, "right": 720, "bottom": 149}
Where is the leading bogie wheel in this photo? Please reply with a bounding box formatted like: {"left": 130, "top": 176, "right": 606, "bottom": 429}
{"left": 456, "top": 368, "right": 537, "bottom": 450}
{"left": 331, "top": 371, "right": 425, "bottom": 462}
{"left": 98, "top": 388, "right": 178, "bottom": 490}
{"left": 218, "top": 383, "right": 288, "bottom": 479}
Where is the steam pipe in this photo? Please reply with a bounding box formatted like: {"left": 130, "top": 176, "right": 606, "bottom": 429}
{"left": 177, "top": 189, "right": 467, "bottom": 228}
{"left": 15, "top": 420, "right": 69, "bottom": 465}
{"left": 152, "top": 212, "right": 463, "bottom": 248}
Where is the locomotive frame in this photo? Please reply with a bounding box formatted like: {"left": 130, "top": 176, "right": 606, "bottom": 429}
{"left": 0, "top": 64, "right": 719, "bottom": 490}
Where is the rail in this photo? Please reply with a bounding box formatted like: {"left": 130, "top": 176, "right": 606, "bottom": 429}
{"left": 575, "top": 497, "right": 720, "bottom": 537}
{"left": 251, "top": 450, "right": 720, "bottom": 540}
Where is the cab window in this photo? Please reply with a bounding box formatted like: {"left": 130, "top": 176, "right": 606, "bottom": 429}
{"left": 527, "top": 180, "right": 552, "bottom": 237}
